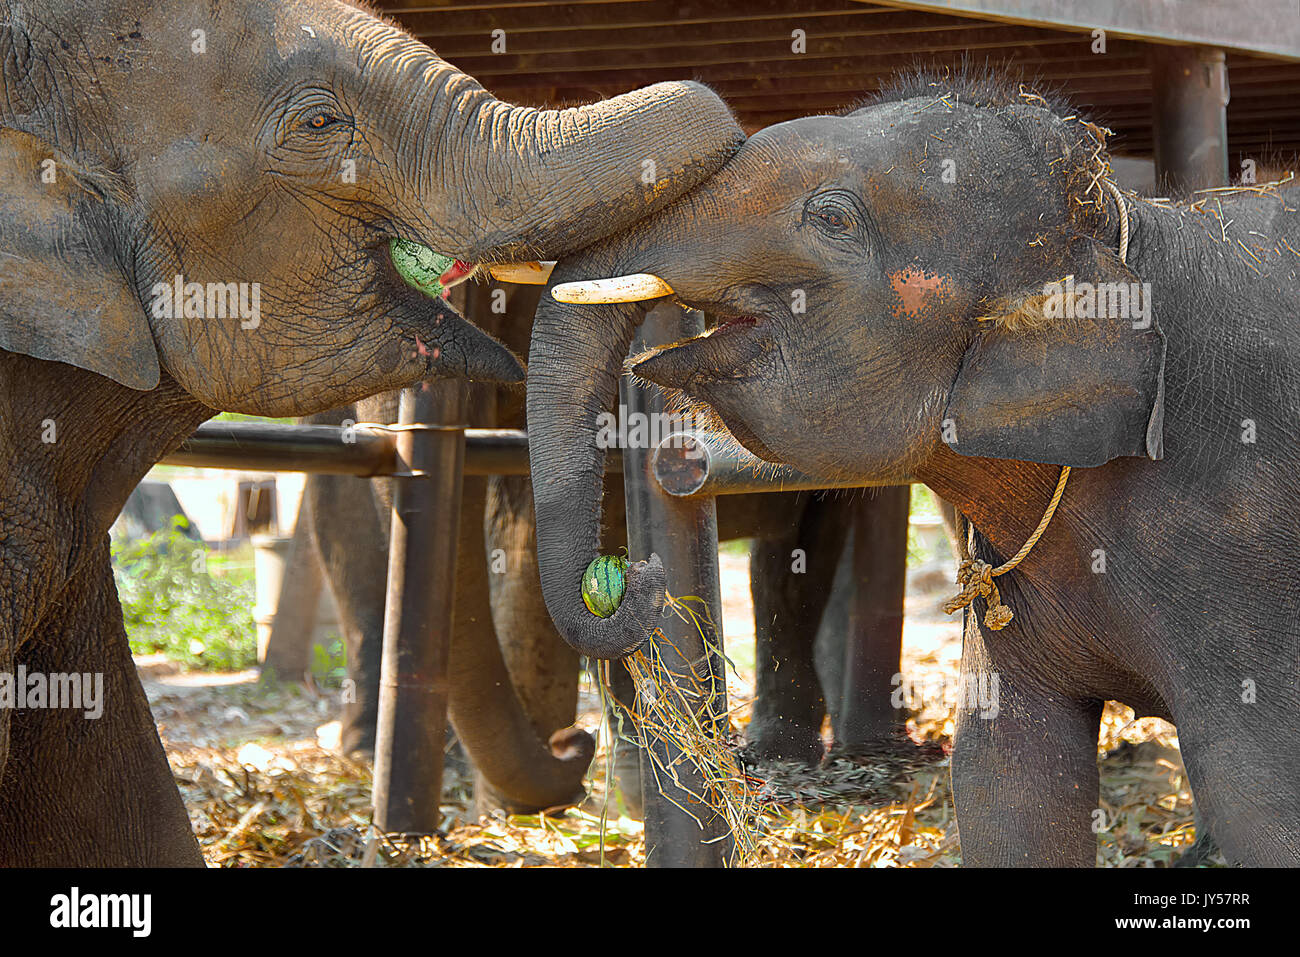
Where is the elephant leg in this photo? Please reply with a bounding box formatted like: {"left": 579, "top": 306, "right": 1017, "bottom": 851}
{"left": 260, "top": 494, "right": 323, "bottom": 682}
{"left": 834, "top": 486, "right": 910, "bottom": 754}
{"left": 744, "top": 494, "right": 851, "bottom": 765}
{"left": 950, "top": 614, "right": 1101, "bottom": 867}
{"left": 304, "top": 466, "right": 388, "bottom": 759}
{"left": 812, "top": 529, "right": 852, "bottom": 735}
{"left": 1175, "top": 705, "right": 1300, "bottom": 865}
{"left": 474, "top": 474, "right": 583, "bottom": 814}
{"left": 0, "top": 546, "right": 203, "bottom": 866}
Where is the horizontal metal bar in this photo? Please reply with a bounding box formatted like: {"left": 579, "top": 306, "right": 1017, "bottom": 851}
{"left": 164, "top": 422, "right": 396, "bottom": 475}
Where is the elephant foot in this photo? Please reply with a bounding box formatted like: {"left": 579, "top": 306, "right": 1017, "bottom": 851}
{"left": 338, "top": 733, "right": 375, "bottom": 763}
{"left": 338, "top": 701, "right": 377, "bottom": 760}
{"left": 823, "top": 731, "right": 946, "bottom": 771}
{"left": 473, "top": 778, "right": 588, "bottom": 818}
{"left": 739, "top": 719, "right": 826, "bottom": 767}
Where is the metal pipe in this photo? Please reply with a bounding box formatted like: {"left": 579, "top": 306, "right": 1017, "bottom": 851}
{"left": 652, "top": 430, "right": 880, "bottom": 496}
{"left": 621, "top": 305, "right": 732, "bottom": 867}
{"left": 372, "top": 381, "right": 466, "bottom": 835}
{"left": 163, "top": 422, "right": 622, "bottom": 477}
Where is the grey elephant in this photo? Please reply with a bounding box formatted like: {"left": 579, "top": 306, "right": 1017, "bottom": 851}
{"left": 0, "top": 0, "right": 741, "bottom": 864}
{"left": 526, "top": 72, "right": 1300, "bottom": 866}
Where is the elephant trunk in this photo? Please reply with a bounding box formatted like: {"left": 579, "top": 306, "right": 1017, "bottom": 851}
{"left": 526, "top": 263, "right": 667, "bottom": 659}
{"left": 525, "top": 173, "right": 742, "bottom": 658}
{"left": 409, "top": 55, "right": 743, "bottom": 261}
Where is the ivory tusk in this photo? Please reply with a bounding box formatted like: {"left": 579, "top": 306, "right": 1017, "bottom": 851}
{"left": 487, "top": 261, "right": 556, "bottom": 284}
{"left": 551, "top": 273, "right": 675, "bottom": 304}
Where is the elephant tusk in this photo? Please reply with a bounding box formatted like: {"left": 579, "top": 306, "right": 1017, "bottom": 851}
{"left": 487, "top": 262, "right": 556, "bottom": 284}
{"left": 551, "top": 273, "right": 675, "bottom": 304}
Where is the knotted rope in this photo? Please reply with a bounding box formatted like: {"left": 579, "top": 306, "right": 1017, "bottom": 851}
{"left": 942, "top": 465, "right": 1071, "bottom": 629}
{"left": 944, "top": 180, "right": 1130, "bottom": 630}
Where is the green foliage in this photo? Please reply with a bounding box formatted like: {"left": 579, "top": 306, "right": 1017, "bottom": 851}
{"left": 909, "top": 484, "right": 941, "bottom": 520}
{"left": 113, "top": 516, "right": 258, "bottom": 671}
{"left": 310, "top": 637, "right": 348, "bottom": 689}
{"left": 212, "top": 412, "right": 293, "bottom": 424}
{"left": 907, "top": 486, "right": 946, "bottom": 569}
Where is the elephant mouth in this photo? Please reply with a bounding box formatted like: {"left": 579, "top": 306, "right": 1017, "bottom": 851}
{"left": 439, "top": 258, "right": 478, "bottom": 289}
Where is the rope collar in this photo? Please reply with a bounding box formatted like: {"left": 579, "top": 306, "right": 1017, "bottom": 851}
{"left": 945, "top": 180, "right": 1130, "bottom": 631}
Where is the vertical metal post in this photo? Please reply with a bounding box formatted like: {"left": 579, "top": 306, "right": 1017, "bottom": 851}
{"left": 1151, "top": 46, "right": 1230, "bottom": 194}
{"left": 372, "top": 380, "right": 467, "bottom": 835}
{"left": 621, "top": 303, "right": 732, "bottom": 867}
{"left": 837, "top": 486, "right": 911, "bottom": 751}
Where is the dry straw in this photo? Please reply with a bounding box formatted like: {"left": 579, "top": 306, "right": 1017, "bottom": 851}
{"left": 600, "top": 592, "right": 763, "bottom": 865}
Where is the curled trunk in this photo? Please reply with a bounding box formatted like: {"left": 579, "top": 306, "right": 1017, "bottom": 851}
{"left": 526, "top": 261, "right": 667, "bottom": 659}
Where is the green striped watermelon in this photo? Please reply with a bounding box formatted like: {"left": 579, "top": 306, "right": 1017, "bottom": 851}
{"left": 582, "top": 555, "right": 628, "bottom": 618}
{"left": 389, "top": 237, "right": 455, "bottom": 298}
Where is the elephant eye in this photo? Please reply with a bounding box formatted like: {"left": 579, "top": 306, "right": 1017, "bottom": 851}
{"left": 303, "top": 108, "right": 344, "bottom": 132}
{"left": 816, "top": 209, "right": 848, "bottom": 231}
{"left": 804, "top": 190, "right": 871, "bottom": 247}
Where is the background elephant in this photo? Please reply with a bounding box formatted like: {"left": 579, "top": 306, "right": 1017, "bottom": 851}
{"left": 527, "top": 71, "right": 1300, "bottom": 866}
{"left": 0, "top": 0, "right": 741, "bottom": 864}
{"left": 304, "top": 277, "right": 880, "bottom": 813}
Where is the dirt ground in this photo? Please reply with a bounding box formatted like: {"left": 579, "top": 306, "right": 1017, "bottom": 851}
{"left": 145, "top": 547, "right": 1211, "bottom": 867}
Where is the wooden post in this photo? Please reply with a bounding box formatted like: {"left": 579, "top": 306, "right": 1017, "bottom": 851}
{"left": 372, "top": 381, "right": 467, "bottom": 835}
{"left": 259, "top": 499, "right": 322, "bottom": 682}
{"left": 621, "top": 303, "right": 732, "bottom": 867}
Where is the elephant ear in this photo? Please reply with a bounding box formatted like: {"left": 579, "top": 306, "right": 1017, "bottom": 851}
{"left": 0, "top": 127, "right": 160, "bottom": 390}
{"left": 943, "top": 243, "right": 1165, "bottom": 468}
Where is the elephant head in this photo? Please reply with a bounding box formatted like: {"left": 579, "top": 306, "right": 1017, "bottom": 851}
{"left": 0, "top": 0, "right": 743, "bottom": 416}
{"left": 528, "top": 76, "right": 1166, "bottom": 658}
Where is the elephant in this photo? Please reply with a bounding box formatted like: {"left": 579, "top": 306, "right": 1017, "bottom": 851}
{"left": 525, "top": 71, "right": 1300, "bottom": 866}
{"left": 304, "top": 283, "right": 869, "bottom": 815}
{"left": 0, "top": 0, "right": 743, "bottom": 864}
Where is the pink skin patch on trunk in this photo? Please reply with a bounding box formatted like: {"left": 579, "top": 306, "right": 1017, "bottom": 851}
{"left": 888, "top": 267, "right": 954, "bottom": 319}
{"left": 412, "top": 335, "right": 440, "bottom": 362}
